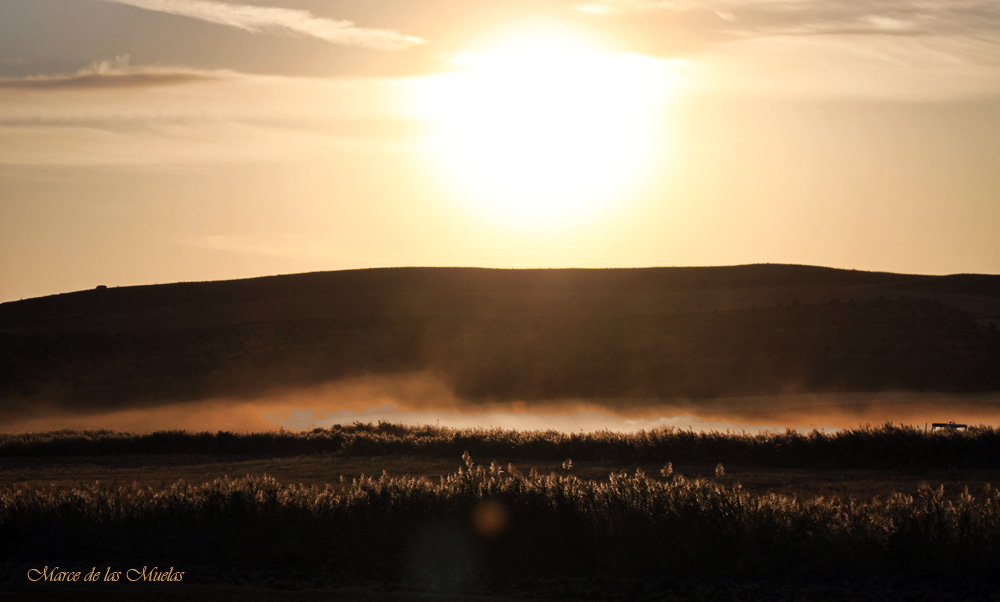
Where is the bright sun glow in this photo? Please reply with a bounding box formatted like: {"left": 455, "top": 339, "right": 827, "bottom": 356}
{"left": 412, "top": 27, "right": 677, "bottom": 229}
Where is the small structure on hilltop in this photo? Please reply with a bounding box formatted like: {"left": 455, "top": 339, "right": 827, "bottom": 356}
{"left": 930, "top": 420, "right": 968, "bottom": 432}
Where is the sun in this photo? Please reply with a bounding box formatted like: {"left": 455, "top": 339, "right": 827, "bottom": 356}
{"left": 412, "top": 25, "right": 674, "bottom": 229}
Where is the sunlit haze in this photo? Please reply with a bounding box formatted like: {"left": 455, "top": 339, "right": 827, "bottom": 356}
{"left": 411, "top": 24, "right": 676, "bottom": 228}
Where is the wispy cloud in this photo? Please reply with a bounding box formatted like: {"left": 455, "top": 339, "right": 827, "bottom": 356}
{"left": 574, "top": 0, "right": 1000, "bottom": 38}
{"left": 0, "top": 69, "right": 417, "bottom": 168}
{"left": 574, "top": 0, "right": 735, "bottom": 20}
{"left": 100, "top": 0, "right": 425, "bottom": 50}
{"left": 0, "top": 55, "right": 219, "bottom": 89}
{"left": 570, "top": 0, "right": 1000, "bottom": 99}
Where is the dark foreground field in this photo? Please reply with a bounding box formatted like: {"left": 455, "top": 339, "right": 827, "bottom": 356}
{"left": 4, "top": 423, "right": 1000, "bottom": 601}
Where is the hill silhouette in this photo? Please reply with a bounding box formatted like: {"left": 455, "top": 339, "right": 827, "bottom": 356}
{"left": 2, "top": 265, "right": 999, "bottom": 420}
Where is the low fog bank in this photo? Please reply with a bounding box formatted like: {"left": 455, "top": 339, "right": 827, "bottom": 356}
{"left": 271, "top": 403, "right": 795, "bottom": 434}
{"left": 3, "top": 373, "right": 1000, "bottom": 434}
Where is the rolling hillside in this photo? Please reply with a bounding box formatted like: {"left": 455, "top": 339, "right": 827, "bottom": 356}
{"left": 2, "top": 265, "right": 999, "bottom": 418}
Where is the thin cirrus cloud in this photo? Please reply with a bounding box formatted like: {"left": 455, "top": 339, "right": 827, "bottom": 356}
{"left": 99, "top": 0, "right": 426, "bottom": 50}
{"left": 573, "top": 0, "right": 1000, "bottom": 37}
{"left": 0, "top": 56, "right": 219, "bottom": 90}
{"left": 569, "top": 0, "right": 1000, "bottom": 99}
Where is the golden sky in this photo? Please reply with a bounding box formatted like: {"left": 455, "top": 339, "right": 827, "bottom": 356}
{"left": 2, "top": 0, "right": 1000, "bottom": 301}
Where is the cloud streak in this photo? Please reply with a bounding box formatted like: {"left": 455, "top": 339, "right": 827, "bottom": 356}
{"left": 0, "top": 56, "right": 220, "bottom": 89}
{"left": 574, "top": 0, "right": 1000, "bottom": 38}
{"left": 569, "top": 0, "right": 1000, "bottom": 99}
{"left": 101, "top": 0, "right": 425, "bottom": 50}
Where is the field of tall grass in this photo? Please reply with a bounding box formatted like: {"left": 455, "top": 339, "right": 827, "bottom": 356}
{"left": 0, "top": 454, "right": 1000, "bottom": 577}
{"left": 3, "top": 451, "right": 1000, "bottom": 590}
{"left": 4, "top": 423, "right": 1000, "bottom": 598}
